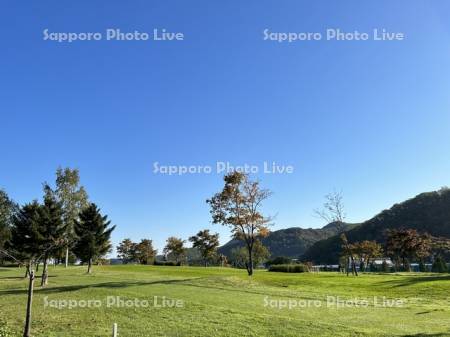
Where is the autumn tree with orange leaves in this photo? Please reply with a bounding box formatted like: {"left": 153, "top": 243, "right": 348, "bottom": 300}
{"left": 207, "top": 172, "right": 272, "bottom": 276}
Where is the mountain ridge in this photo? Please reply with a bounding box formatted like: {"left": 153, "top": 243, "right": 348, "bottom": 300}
{"left": 218, "top": 222, "right": 357, "bottom": 258}
{"left": 302, "top": 188, "right": 450, "bottom": 263}
{"left": 218, "top": 188, "right": 450, "bottom": 263}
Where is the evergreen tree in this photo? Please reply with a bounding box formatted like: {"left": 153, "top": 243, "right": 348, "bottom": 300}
{"left": 9, "top": 202, "right": 42, "bottom": 276}
{"left": 432, "top": 256, "right": 448, "bottom": 273}
{"left": 73, "top": 203, "right": 115, "bottom": 273}
{"left": 0, "top": 189, "right": 17, "bottom": 264}
{"left": 38, "top": 185, "right": 65, "bottom": 286}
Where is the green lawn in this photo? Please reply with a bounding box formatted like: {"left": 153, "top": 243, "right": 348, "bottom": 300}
{"left": 1, "top": 265, "right": 450, "bottom": 336}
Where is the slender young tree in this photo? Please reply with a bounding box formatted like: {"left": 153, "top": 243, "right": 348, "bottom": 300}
{"left": 73, "top": 203, "right": 115, "bottom": 273}
{"left": 189, "top": 230, "right": 220, "bottom": 267}
{"left": 54, "top": 168, "right": 89, "bottom": 268}
{"left": 315, "top": 190, "right": 358, "bottom": 276}
{"left": 207, "top": 172, "right": 272, "bottom": 276}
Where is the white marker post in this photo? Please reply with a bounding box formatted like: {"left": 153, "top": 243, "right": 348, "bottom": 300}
{"left": 112, "top": 323, "right": 118, "bottom": 337}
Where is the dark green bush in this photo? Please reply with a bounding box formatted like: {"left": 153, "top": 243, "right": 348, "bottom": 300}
{"left": 154, "top": 261, "right": 181, "bottom": 266}
{"left": 268, "top": 264, "right": 309, "bottom": 273}
{"left": 359, "top": 261, "right": 365, "bottom": 272}
{"left": 266, "top": 256, "right": 292, "bottom": 266}
{"left": 432, "top": 257, "right": 448, "bottom": 273}
{"left": 419, "top": 261, "right": 427, "bottom": 272}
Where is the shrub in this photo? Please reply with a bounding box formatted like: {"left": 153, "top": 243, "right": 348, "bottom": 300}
{"left": 359, "top": 261, "right": 365, "bottom": 272}
{"left": 266, "top": 256, "right": 291, "bottom": 266}
{"left": 418, "top": 261, "right": 427, "bottom": 272}
{"left": 268, "top": 264, "right": 309, "bottom": 273}
{"left": 432, "top": 257, "right": 448, "bottom": 273}
{"left": 154, "top": 261, "right": 181, "bottom": 266}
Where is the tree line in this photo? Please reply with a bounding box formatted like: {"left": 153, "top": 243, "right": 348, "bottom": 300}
{"left": 3, "top": 168, "right": 449, "bottom": 281}
{"left": 116, "top": 230, "right": 226, "bottom": 267}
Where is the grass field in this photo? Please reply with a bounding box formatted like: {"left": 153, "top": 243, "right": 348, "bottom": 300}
{"left": 1, "top": 265, "right": 450, "bottom": 337}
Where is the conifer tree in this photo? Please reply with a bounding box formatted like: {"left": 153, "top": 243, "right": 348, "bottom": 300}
{"left": 10, "top": 201, "right": 42, "bottom": 277}
{"left": 38, "top": 185, "right": 65, "bottom": 286}
{"left": 73, "top": 203, "right": 115, "bottom": 273}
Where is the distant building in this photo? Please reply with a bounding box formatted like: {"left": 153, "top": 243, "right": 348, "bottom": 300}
{"left": 372, "top": 258, "right": 394, "bottom": 266}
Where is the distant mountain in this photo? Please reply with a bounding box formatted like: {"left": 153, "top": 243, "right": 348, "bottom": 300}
{"left": 302, "top": 188, "right": 450, "bottom": 264}
{"left": 218, "top": 222, "right": 357, "bottom": 259}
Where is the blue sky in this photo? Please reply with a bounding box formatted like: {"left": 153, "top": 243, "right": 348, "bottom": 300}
{"left": 1, "top": 1, "right": 450, "bottom": 253}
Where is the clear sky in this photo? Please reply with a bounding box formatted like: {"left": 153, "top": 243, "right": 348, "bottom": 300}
{"left": 1, "top": 1, "right": 450, "bottom": 253}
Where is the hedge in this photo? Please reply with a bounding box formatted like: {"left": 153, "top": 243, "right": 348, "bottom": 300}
{"left": 154, "top": 261, "right": 181, "bottom": 266}
{"left": 268, "top": 264, "right": 309, "bottom": 273}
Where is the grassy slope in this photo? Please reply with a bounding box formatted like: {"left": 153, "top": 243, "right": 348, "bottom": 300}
{"left": 0, "top": 266, "right": 450, "bottom": 337}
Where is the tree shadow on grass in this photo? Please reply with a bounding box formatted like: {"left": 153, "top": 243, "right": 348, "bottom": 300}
{"left": 0, "top": 278, "right": 199, "bottom": 296}
{"left": 377, "top": 275, "right": 450, "bottom": 288}
{"left": 0, "top": 276, "right": 28, "bottom": 280}
{"left": 401, "top": 333, "right": 450, "bottom": 337}
{"left": 0, "top": 274, "right": 58, "bottom": 281}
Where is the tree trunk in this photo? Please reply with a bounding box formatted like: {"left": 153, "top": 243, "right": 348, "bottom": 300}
{"left": 23, "top": 270, "right": 35, "bottom": 337}
{"left": 247, "top": 247, "right": 254, "bottom": 276}
{"left": 24, "top": 263, "right": 30, "bottom": 278}
{"left": 350, "top": 255, "right": 358, "bottom": 276}
{"left": 87, "top": 258, "right": 92, "bottom": 274}
{"left": 41, "top": 258, "right": 48, "bottom": 287}
{"left": 65, "top": 246, "right": 69, "bottom": 268}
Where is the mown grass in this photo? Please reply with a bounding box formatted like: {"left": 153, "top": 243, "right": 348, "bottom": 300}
{"left": 0, "top": 265, "right": 449, "bottom": 336}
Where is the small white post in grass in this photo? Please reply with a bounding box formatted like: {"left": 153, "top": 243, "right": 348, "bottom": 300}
{"left": 112, "top": 323, "right": 118, "bottom": 337}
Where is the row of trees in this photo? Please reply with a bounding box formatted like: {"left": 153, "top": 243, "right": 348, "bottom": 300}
{"left": 339, "top": 229, "right": 450, "bottom": 274}
{"left": 314, "top": 190, "right": 450, "bottom": 275}
{"left": 116, "top": 230, "right": 224, "bottom": 267}
{"left": 385, "top": 229, "right": 450, "bottom": 272}
{"left": 0, "top": 168, "right": 115, "bottom": 284}
{"left": 116, "top": 238, "right": 157, "bottom": 264}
